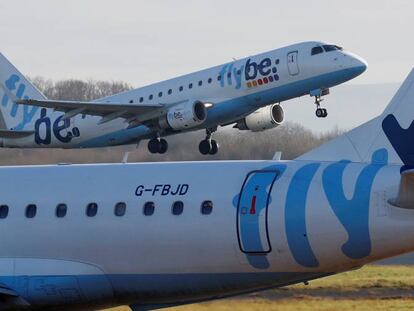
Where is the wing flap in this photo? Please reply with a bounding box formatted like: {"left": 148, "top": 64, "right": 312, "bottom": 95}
{"left": 0, "top": 284, "right": 18, "bottom": 297}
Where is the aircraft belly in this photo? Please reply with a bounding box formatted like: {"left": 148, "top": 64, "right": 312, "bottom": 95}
{"left": 107, "top": 271, "right": 326, "bottom": 306}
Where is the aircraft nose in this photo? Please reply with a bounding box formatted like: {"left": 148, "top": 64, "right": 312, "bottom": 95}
{"left": 352, "top": 55, "right": 368, "bottom": 75}
{"left": 346, "top": 52, "right": 368, "bottom": 76}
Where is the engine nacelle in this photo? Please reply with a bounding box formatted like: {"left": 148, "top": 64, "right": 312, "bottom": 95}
{"left": 234, "top": 104, "right": 284, "bottom": 132}
{"left": 159, "top": 101, "right": 208, "bottom": 131}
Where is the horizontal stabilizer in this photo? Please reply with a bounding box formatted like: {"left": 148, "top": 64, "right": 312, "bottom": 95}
{"left": 389, "top": 169, "right": 414, "bottom": 209}
{"left": 0, "top": 129, "right": 34, "bottom": 138}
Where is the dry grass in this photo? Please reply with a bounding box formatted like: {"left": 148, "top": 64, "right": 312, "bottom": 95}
{"left": 102, "top": 265, "right": 414, "bottom": 311}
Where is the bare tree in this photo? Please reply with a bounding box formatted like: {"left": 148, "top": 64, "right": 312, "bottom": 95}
{"left": 29, "top": 77, "right": 132, "bottom": 101}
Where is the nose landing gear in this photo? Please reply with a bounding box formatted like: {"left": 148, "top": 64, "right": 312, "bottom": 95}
{"left": 315, "top": 96, "right": 328, "bottom": 118}
{"left": 311, "top": 88, "right": 329, "bottom": 118}
{"left": 199, "top": 128, "right": 219, "bottom": 155}
{"left": 148, "top": 137, "right": 168, "bottom": 154}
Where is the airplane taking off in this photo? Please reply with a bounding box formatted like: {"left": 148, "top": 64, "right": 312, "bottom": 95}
{"left": 0, "top": 41, "right": 366, "bottom": 154}
{"left": 0, "top": 69, "right": 412, "bottom": 310}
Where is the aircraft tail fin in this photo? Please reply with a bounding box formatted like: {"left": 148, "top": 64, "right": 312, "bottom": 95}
{"left": 297, "top": 68, "right": 414, "bottom": 167}
{"left": 0, "top": 53, "right": 45, "bottom": 130}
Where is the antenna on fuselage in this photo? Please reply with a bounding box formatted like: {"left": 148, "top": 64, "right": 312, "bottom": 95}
{"left": 122, "top": 152, "right": 130, "bottom": 163}
{"left": 272, "top": 152, "right": 282, "bottom": 161}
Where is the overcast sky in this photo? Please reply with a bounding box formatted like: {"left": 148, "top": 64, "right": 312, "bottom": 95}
{"left": 0, "top": 0, "right": 412, "bottom": 87}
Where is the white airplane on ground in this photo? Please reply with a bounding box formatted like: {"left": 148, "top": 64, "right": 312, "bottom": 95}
{"left": 0, "top": 69, "right": 413, "bottom": 310}
{"left": 0, "top": 41, "right": 366, "bottom": 154}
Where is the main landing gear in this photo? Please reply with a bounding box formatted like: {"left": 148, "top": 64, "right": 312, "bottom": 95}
{"left": 199, "top": 128, "right": 219, "bottom": 155}
{"left": 148, "top": 137, "right": 168, "bottom": 154}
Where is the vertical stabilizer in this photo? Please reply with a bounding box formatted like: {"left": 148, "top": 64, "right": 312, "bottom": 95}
{"left": 0, "top": 53, "right": 45, "bottom": 130}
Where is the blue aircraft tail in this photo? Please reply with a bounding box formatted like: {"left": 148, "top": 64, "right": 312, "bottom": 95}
{"left": 298, "top": 68, "right": 414, "bottom": 166}
{"left": 0, "top": 53, "right": 45, "bottom": 131}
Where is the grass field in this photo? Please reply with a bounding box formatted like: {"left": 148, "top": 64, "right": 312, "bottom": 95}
{"left": 103, "top": 265, "right": 414, "bottom": 311}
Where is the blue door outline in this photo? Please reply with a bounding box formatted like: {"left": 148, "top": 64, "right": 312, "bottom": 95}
{"left": 287, "top": 51, "right": 299, "bottom": 76}
{"left": 237, "top": 170, "right": 278, "bottom": 254}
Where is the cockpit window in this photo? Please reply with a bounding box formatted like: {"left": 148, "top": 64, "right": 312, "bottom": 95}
{"left": 311, "top": 46, "right": 324, "bottom": 56}
{"left": 323, "top": 45, "right": 343, "bottom": 52}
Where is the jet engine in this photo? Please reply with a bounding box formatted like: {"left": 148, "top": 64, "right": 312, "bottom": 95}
{"left": 159, "top": 101, "right": 208, "bottom": 131}
{"left": 234, "top": 104, "right": 284, "bottom": 132}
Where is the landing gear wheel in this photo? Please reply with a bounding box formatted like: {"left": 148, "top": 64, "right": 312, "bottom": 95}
{"left": 158, "top": 139, "right": 168, "bottom": 154}
{"left": 148, "top": 138, "right": 168, "bottom": 154}
{"left": 322, "top": 108, "right": 328, "bottom": 118}
{"left": 209, "top": 140, "right": 219, "bottom": 155}
{"left": 148, "top": 138, "right": 160, "bottom": 154}
{"left": 316, "top": 108, "right": 324, "bottom": 118}
{"left": 199, "top": 139, "right": 212, "bottom": 155}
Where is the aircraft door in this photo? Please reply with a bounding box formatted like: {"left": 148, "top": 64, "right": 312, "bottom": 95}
{"left": 287, "top": 51, "right": 299, "bottom": 76}
{"left": 237, "top": 170, "right": 278, "bottom": 254}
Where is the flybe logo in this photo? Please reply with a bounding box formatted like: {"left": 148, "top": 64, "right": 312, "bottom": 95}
{"left": 1, "top": 74, "right": 38, "bottom": 130}
{"left": 1, "top": 74, "right": 80, "bottom": 144}
{"left": 233, "top": 149, "right": 388, "bottom": 270}
{"left": 219, "top": 57, "right": 280, "bottom": 90}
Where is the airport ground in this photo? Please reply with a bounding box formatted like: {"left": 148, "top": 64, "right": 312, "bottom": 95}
{"left": 103, "top": 265, "right": 414, "bottom": 310}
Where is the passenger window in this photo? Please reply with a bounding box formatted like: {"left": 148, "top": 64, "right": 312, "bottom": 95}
{"left": 168, "top": 89, "right": 172, "bottom": 95}
{"left": 115, "top": 202, "right": 126, "bottom": 217}
{"left": 139, "top": 97, "right": 144, "bottom": 103}
{"left": 311, "top": 46, "right": 324, "bottom": 55}
{"left": 26, "top": 204, "right": 37, "bottom": 218}
{"left": 217, "top": 75, "right": 221, "bottom": 81}
{"left": 198, "top": 80, "right": 202, "bottom": 86}
{"left": 149, "top": 94, "right": 153, "bottom": 100}
{"left": 189, "top": 83, "right": 193, "bottom": 89}
{"left": 172, "top": 201, "right": 184, "bottom": 215}
{"left": 0, "top": 205, "right": 8, "bottom": 219}
{"left": 143, "top": 202, "right": 155, "bottom": 216}
{"left": 86, "top": 203, "right": 98, "bottom": 217}
{"left": 56, "top": 203, "right": 67, "bottom": 218}
{"left": 227, "top": 72, "right": 231, "bottom": 78}
{"left": 201, "top": 201, "right": 213, "bottom": 215}
{"left": 208, "top": 78, "right": 212, "bottom": 83}
{"left": 179, "top": 86, "right": 183, "bottom": 92}
{"left": 237, "top": 70, "right": 241, "bottom": 75}
{"left": 158, "top": 91, "right": 163, "bottom": 98}
{"left": 129, "top": 100, "right": 133, "bottom": 103}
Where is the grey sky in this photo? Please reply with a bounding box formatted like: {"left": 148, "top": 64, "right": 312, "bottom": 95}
{"left": 0, "top": 0, "right": 412, "bottom": 132}
{"left": 0, "top": 0, "right": 412, "bottom": 87}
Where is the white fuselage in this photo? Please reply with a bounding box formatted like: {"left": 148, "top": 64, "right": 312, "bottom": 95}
{"left": 0, "top": 41, "right": 366, "bottom": 148}
{"left": 0, "top": 158, "right": 412, "bottom": 310}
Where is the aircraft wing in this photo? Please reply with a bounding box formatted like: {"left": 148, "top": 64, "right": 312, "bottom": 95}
{"left": 0, "top": 283, "right": 30, "bottom": 308}
{"left": 1, "top": 82, "right": 175, "bottom": 126}
{"left": 15, "top": 98, "right": 168, "bottom": 125}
